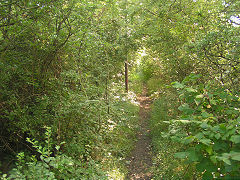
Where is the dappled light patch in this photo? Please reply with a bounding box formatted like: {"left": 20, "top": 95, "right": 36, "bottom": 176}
{"left": 107, "top": 167, "right": 125, "bottom": 180}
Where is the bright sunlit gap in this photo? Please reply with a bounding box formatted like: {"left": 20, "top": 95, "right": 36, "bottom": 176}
{"left": 230, "top": 16, "right": 240, "bottom": 27}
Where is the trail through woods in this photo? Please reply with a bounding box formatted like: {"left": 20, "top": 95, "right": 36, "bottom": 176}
{"left": 126, "top": 87, "right": 153, "bottom": 180}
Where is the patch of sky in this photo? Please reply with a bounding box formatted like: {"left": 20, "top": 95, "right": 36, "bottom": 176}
{"left": 230, "top": 16, "right": 240, "bottom": 27}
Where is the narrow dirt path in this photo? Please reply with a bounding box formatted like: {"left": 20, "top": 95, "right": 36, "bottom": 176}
{"left": 126, "top": 87, "right": 153, "bottom": 180}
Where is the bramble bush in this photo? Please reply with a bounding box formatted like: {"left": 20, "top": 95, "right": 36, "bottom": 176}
{"left": 163, "top": 74, "right": 240, "bottom": 179}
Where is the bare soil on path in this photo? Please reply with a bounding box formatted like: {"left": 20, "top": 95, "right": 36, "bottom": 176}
{"left": 126, "top": 88, "right": 153, "bottom": 180}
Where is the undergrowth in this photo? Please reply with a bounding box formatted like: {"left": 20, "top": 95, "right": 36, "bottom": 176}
{"left": 1, "top": 89, "right": 139, "bottom": 179}
{"left": 149, "top": 74, "right": 240, "bottom": 179}
{"left": 149, "top": 90, "right": 201, "bottom": 179}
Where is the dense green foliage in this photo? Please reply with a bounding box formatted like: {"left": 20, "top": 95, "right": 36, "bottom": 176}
{"left": 132, "top": 0, "right": 240, "bottom": 179}
{"left": 0, "top": 0, "right": 239, "bottom": 179}
{"left": 136, "top": 0, "right": 240, "bottom": 87}
{"left": 0, "top": 0, "right": 139, "bottom": 178}
{"left": 150, "top": 75, "right": 239, "bottom": 179}
{"left": 167, "top": 74, "right": 239, "bottom": 179}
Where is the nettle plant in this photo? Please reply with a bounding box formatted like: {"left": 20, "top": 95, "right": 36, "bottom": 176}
{"left": 164, "top": 74, "right": 240, "bottom": 179}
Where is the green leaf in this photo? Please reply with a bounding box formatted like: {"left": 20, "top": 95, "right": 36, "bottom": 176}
{"left": 196, "top": 162, "right": 205, "bottom": 172}
{"left": 174, "top": 152, "right": 188, "bottom": 159}
{"left": 200, "top": 122, "right": 209, "bottom": 129}
{"left": 196, "top": 159, "right": 214, "bottom": 172}
{"left": 237, "top": 116, "right": 240, "bottom": 123}
{"left": 200, "top": 138, "right": 211, "bottom": 145}
{"left": 230, "top": 135, "right": 240, "bottom": 144}
{"left": 206, "top": 146, "right": 213, "bottom": 155}
{"left": 184, "top": 136, "right": 195, "bottom": 144}
{"left": 44, "top": 157, "right": 53, "bottom": 163}
{"left": 183, "top": 74, "right": 201, "bottom": 82}
{"left": 202, "top": 171, "right": 213, "bottom": 180}
{"left": 230, "top": 151, "right": 240, "bottom": 161}
{"left": 172, "top": 81, "right": 184, "bottom": 89}
{"left": 218, "top": 153, "right": 231, "bottom": 165}
{"left": 212, "top": 125, "right": 219, "bottom": 132}
{"left": 213, "top": 141, "right": 228, "bottom": 151}
{"left": 186, "top": 87, "right": 197, "bottom": 93}
{"left": 215, "top": 133, "right": 221, "bottom": 140}
{"left": 173, "top": 119, "right": 191, "bottom": 124}
{"left": 222, "top": 158, "right": 231, "bottom": 165}
{"left": 197, "top": 158, "right": 218, "bottom": 173}
{"left": 195, "top": 133, "right": 204, "bottom": 140}
{"left": 210, "top": 155, "right": 217, "bottom": 164}
{"left": 187, "top": 149, "right": 199, "bottom": 162}
{"left": 219, "top": 124, "right": 227, "bottom": 133}
{"left": 56, "top": 145, "right": 60, "bottom": 151}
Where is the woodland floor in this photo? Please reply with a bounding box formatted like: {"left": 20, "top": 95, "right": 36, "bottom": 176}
{"left": 126, "top": 87, "right": 153, "bottom": 180}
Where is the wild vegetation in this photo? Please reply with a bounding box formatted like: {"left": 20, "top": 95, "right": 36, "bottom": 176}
{"left": 0, "top": 0, "right": 239, "bottom": 179}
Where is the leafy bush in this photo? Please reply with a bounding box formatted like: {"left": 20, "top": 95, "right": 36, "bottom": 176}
{"left": 164, "top": 74, "right": 240, "bottom": 179}
{"left": 1, "top": 127, "right": 107, "bottom": 180}
{"left": 1, "top": 88, "right": 139, "bottom": 179}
